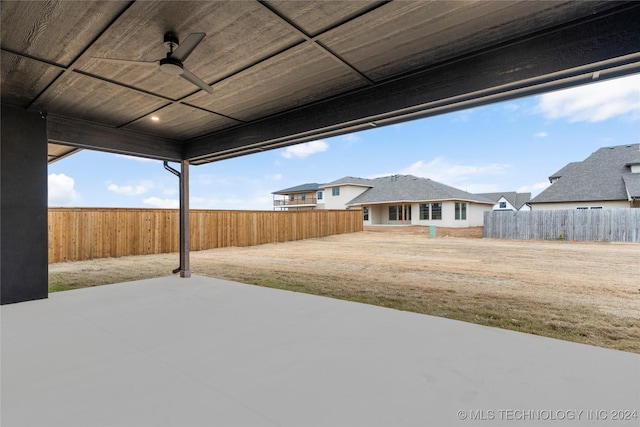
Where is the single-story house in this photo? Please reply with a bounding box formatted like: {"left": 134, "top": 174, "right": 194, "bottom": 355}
{"left": 476, "top": 192, "right": 531, "bottom": 211}
{"left": 529, "top": 144, "right": 640, "bottom": 210}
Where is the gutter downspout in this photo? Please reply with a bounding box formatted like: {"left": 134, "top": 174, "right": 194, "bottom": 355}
{"left": 164, "top": 161, "right": 191, "bottom": 278}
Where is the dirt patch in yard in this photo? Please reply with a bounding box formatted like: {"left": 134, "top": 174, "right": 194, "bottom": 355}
{"left": 49, "top": 228, "right": 640, "bottom": 353}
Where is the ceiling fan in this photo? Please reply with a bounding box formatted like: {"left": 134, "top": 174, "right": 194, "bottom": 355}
{"left": 93, "top": 32, "right": 213, "bottom": 94}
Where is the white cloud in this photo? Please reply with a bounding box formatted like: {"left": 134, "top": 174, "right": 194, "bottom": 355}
{"left": 536, "top": 74, "right": 640, "bottom": 122}
{"left": 461, "top": 183, "right": 502, "bottom": 193}
{"left": 281, "top": 140, "right": 328, "bottom": 159}
{"left": 107, "top": 181, "right": 153, "bottom": 196}
{"left": 517, "top": 181, "right": 551, "bottom": 196}
{"left": 342, "top": 134, "right": 361, "bottom": 144}
{"left": 534, "top": 131, "right": 548, "bottom": 138}
{"left": 399, "top": 157, "right": 509, "bottom": 187}
{"left": 142, "top": 197, "right": 179, "bottom": 208}
{"left": 48, "top": 173, "right": 79, "bottom": 206}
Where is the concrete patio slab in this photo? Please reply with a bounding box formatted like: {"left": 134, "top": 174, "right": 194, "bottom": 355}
{"left": 2, "top": 275, "right": 638, "bottom": 426}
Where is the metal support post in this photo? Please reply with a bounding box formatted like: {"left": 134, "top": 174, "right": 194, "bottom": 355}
{"left": 164, "top": 160, "right": 191, "bottom": 278}
{"left": 179, "top": 160, "right": 191, "bottom": 278}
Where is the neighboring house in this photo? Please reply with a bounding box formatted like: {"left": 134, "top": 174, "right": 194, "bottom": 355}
{"left": 476, "top": 192, "right": 531, "bottom": 211}
{"left": 275, "top": 174, "right": 495, "bottom": 227}
{"left": 320, "top": 177, "right": 374, "bottom": 210}
{"left": 272, "top": 183, "right": 324, "bottom": 210}
{"left": 529, "top": 144, "right": 640, "bottom": 210}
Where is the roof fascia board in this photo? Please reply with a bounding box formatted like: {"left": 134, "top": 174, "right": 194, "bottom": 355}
{"left": 348, "top": 199, "right": 494, "bottom": 206}
{"left": 321, "top": 183, "right": 372, "bottom": 188}
{"left": 46, "top": 114, "right": 183, "bottom": 161}
{"left": 185, "top": 6, "right": 640, "bottom": 163}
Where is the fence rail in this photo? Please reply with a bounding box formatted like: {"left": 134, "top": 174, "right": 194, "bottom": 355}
{"left": 49, "top": 208, "right": 363, "bottom": 263}
{"left": 484, "top": 209, "right": 640, "bottom": 242}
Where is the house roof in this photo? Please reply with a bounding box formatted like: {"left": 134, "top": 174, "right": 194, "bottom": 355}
{"left": 272, "top": 183, "right": 322, "bottom": 195}
{"left": 622, "top": 175, "right": 640, "bottom": 199}
{"left": 475, "top": 192, "right": 532, "bottom": 209}
{"left": 345, "top": 175, "right": 494, "bottom": 206}
{"left": 321, "top": 177, "right": 375, "bottom": 188}
{"left": 530, "top": 144, "right": 640, "bottom": 204}
{"left": 548, "top": 162, "right": 581, "bottom": 182}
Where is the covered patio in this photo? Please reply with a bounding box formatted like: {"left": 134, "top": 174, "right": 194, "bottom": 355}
{"left": 2, "top": 3, "right": 640, "bottom": 424}
{"left": 2, "top": 275, "right": 638, "bottom": 426}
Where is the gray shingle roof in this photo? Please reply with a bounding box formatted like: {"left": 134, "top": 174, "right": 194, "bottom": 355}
{"left": 272, "top": 183, "right": 322, "bottom": 195}
{"left": 322, "top": 176, "right": 374, "bottom": 188}
{"left": 549, "top": 162, "right": 580, "bottom": 182}
{"left": 623, "top": 174, "right": 640, "bottom": 198}
{"left": 515, "top": 192, "right": 532, "bottom": 209}
{"left": 345, "top": 175, "right": 494, "bottom": 205}
{"left": 530, "top": 144, "right": 640, "bottom": 204}
{"left": 475, "top": 192, "right": 531, "bottom": 209}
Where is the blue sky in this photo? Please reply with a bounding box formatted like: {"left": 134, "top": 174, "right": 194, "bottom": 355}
{"left": 49, "top": 74, "right": 640, "bottom": 210}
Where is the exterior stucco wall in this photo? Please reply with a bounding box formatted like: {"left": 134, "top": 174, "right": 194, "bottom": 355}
{"left": 530, "top": 201, "right": 630, "bottom": 210}
{"left": 364, "top": 204, "right": 385, "bottom": 225}
{"left": 363, "top": 201, "right": 491, "bottom": 227}
{"left": 323, "top": 185, "right": 369, "bottom": 209}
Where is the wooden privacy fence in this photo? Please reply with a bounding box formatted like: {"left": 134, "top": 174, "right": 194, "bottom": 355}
{"left": 49, "top": 208, "right": 363, "bottom": 263}
{"left": 484, "top": 209, "right": 640, "bottom": 242}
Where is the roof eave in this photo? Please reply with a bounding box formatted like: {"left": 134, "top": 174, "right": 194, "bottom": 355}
{"left": 348, "top": 198, "right": 494, "bottom": 206}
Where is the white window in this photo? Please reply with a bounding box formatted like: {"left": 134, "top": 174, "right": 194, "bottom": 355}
{"left": 455, "top": 202, "right": 467, "bottom": 220}
{"left": 332, "top": 187, "right": 340, "bottom": 196}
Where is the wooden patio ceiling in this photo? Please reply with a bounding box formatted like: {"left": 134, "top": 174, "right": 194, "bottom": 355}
{"left": 2, "top": 1, "right": 639, "bottom": 165}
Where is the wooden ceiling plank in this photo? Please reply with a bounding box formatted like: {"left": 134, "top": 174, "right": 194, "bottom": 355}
{"left": 185, "top": 5, "right": 640, "bottom": 163}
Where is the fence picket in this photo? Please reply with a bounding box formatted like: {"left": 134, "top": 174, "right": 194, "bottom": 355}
{"left": 48, "top": 208, "right": 363, "bottom": 263}
{"left": 484, "top": 209, "right": 640, "bottom": 242}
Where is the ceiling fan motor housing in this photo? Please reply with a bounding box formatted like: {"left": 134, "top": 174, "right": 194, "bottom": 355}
{"left": 160, "top": 56, "right": 184, "bottom": 75}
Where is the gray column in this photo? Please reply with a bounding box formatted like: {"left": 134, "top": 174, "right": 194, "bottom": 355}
{"left": 179, "top": 160, "right": 191, "bottom": 278}
{"left": 1, "top": 105, "right": 48, "bottom": 304}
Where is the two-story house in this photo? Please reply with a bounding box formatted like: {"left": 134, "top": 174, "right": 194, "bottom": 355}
{"left": 272, "top": 183, "right": 324, "bottom": 210}
{"left": 529, "top": 144, "right": 640, "bottom": 210}
{"left": 274, "top": 175, "right": 497, "bottom": 227}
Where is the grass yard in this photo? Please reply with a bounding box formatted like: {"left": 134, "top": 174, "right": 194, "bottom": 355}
{"left": 49, "top": 228, "right": 640, "bottom": 353}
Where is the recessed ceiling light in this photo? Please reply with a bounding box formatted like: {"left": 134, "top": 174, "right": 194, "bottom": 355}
{"left": 151, "top": 116, "right": 160, "bottom": 122}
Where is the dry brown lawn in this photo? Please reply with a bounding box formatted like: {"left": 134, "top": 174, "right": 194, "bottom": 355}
{"left": 49, "top": 227, "right": 640, "bottom": 353}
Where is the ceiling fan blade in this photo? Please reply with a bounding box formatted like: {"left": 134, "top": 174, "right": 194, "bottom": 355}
{"left": 92, "top": 57, "right": 159, "bottom": 67}
{"left": 171, "top": 33, "right": 205, "bottom": 62}
{"left": 181, "top": 68, "right": 213, "bottom": 94}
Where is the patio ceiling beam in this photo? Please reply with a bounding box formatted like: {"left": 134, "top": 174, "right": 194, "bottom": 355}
{"left": 185, "top": 4, "right": 640, "bottom": 164}
{"left": 46, "top": 114, "right": 183, "bottom": 162}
